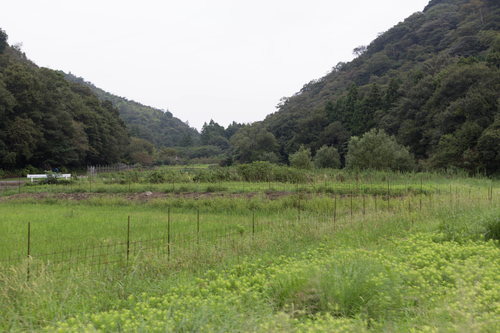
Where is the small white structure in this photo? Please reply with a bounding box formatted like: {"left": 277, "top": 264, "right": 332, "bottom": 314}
{"left": 26, "top": 174, "right": 71, "bottom": 182}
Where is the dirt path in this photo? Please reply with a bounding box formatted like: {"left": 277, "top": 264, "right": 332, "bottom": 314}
{"left": 0, "top": 180, "right": 24, "bottom": 189}
{"left": 0, "top": 190, "right": 305, "bottom": 202}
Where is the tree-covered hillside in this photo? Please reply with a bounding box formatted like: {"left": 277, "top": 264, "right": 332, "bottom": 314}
{"left": 63, "top": 73, "right": 199, "bottom": 148}
{"left": 261, "top": 0, "right": 500, "bottom": 173}
{"left": 0, "top": 31, "right": 130, "bottom": 170}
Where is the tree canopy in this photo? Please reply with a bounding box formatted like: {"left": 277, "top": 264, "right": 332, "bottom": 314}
{"left": 0, "top": 40, "right": 129, "bottom": 169}
{"left": 261, "top": 0, "right": 500, "bottom": 173}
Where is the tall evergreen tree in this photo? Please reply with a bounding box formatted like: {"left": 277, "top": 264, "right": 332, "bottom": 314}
{"left": 361, "top": 83, "right": 383, "bottom": 133}
{"left": 343, "top": 82, "right": 362, "bottom": 135}
{"left": 0, "top": 28, "right": 7, "bottom": 54}
{"left": 382, "top": 77, "right": 400, "bottom": 111}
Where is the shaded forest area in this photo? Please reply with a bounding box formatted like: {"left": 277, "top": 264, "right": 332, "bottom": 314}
{"left": 1, "top": 0, "right": 500, "bottom": 174}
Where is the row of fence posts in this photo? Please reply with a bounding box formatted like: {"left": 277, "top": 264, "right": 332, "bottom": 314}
{"left": 17, "top": 180, "right": 496, "bottom": 282}
{"left": 22, "top": 206, "right": 260, "bottom": 282}
{"left": 4, "top": 172, "right": 495, "bottom": 203}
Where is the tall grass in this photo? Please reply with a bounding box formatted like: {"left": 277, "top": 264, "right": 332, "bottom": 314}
{"left": 0, "top": 171, "right": 499, "bottom": 331}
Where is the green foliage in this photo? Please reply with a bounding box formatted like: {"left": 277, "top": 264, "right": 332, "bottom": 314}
{"left": 147, "top": 169, "right": 172, "bottom": 184}
{"left": 236, "top": 161, "right": 306, "bottom": 183}
{"left": 0, "top": 28, "right": 7, "bottom": 54}
{"left": 125, "top": 137, "right": 154, "bottom": 165}
{"left": 484, "top": 215, "right": 500, "bottom": 242}
{"left": 289, "top": 109, "right": 330, "bottom": 154}
{"left": 64, "top": 72, "right": 198, "bottom": 148}
{"left": 486, "top": 37, "right": 500, "bottom": 68}
{"left": 346, "top": 129, "right": 415, "bottom": 171}
{"left": 0, "top": 46, "right": 130, "bottom": 169}
{"left": 267, "top": 254, "right": 402, "bottom": 320}
{"left": 436, "top": 207, "right": 500, "bottom": 243}
{"left": 184, "top": 145, "right": 223, "bottom": 159}
{"left": 264, "top": 0, "right": 500, "bottom": 172}
{"left": 192, "top": 167, "right": 235, "bottom": 183}
{"left": 478, "top": 117, "right": 500, "bottom": 173}
{"left": 178, "top": 131, "right": 193, "bottom": 147}
{"left": 289, "top": 145, "right": 313, "bottom": 170}
{"left": 3, "top": 172, "right": 500, "bottom": 331}
{"left": 230, "top": 122, "right": 279, "bottom": 163}
{"left": 313, "top": 145, "right": 340, "bottom": 169}
{"left": 434, "top": 121, "right": 483, "bottom": 172}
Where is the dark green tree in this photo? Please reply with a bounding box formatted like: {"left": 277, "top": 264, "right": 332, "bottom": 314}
{"left": 289, "top": 145, "right": 313, "bottom": 170}
{"left": 486, "top": 37, "right": 500, "bottom": 68}
{"left": 179, "top": 132, "right": 194, "bottom": 147}
{"left": 478, "top": 117, "right": 500, "bottom": 174}
{"left": 346, "top": 129, "right": 415, "bottom": 171}
{"left": 314, "top": 145, "right": 341, "bottom": 169}
{"left": 382, "top": 77, "right": 400, "bottom": 111}
{"left": 343, "top": 82, "right": 363, "bottom": 135}
{"left": 361, "top": 83, "right": 383, "bottom": 133}
{"left": 230, "top": 122, "right": 278, "bottom": 163}
{"left": 290, "top": 109, "right": 329, "bottom": 153}
{"left": 200, "top": 119, "right": 225, "bottom": 146}
{"left": 0, "top": 28, "right": 7, "bottom": 54}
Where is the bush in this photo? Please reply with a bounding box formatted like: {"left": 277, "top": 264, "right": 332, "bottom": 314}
{"left": 289, "top": 145, "right": 313, "bottom": 170}
{"left": 236, "top": 161, "right": 306, "bottom": 183}
{"left": 237, "top": 161, "right": 274, "bottom": 182}
{"left": 192, "top": 167, "right": 235, "bottom": 183}
{"left": 484, "top": 215, "right": 500, "bottom": 242}
{"left": 314, "top": 145, "right": 341, "bottom": 169}
{"left": 147, "top": 169, "right": 172, "bottom": 184}
{"left": 345, "top": 129, "right": 415, "bottom": 171}
{"left": 37, "top": 172, "right": 61, "bottom": 185}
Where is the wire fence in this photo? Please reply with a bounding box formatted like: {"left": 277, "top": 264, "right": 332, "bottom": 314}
{"left": 1, "top": 184, "right": 497, "bottom": 281}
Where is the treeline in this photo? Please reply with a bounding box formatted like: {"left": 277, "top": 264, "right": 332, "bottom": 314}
{"left": 0, "top": 30, "right": 129, "bottom": 171}
{"left": 2, "top": 0, "right": 500, "bottom": 175}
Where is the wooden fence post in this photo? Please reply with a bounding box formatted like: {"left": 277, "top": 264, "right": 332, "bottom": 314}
{"left": 252, "top": 209, "right": 255, "bottom": 238}
{"left": 387, "top": 175, "right": 390, "bottom": 210}
{"left": 27, "top": 222, "right": 31, "bottom": 283}
{"left": 298, "top": 196, "right": 301, "bottom": 222}
{"left": 127, "top": 216, "right": 130, "bottom": 267}
{"left": 167, "top": 207, "right": 171, "bottom": 262}
{"left": 334, "top": 194, "right": 337, "bottom": 231}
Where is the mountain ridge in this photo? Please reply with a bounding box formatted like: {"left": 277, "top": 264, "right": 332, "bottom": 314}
{"left": 63, "top": 72, "right": 199, "bottom": 148}
{"left": 259, "top": 0, "right": 500, "bottom": 173}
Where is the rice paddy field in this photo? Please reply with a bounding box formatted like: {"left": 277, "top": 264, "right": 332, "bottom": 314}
{"left": 1, "top": 167, "right": 500, "bottom": 332}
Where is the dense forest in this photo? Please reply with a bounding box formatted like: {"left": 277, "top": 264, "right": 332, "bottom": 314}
{"left": 0, "top": 32, "right": 130, "bottom": 170}
{"left": 63, "top": 73, "right": 199, "bottom": 149}
{"left": 260, "top": 0, "right": 500, "bottom": 173}
{"left": 1, "top": 0, "right": 500, "bottom": 174}
{"left": 0, "top": 29, "right": 202, "bottom": 171}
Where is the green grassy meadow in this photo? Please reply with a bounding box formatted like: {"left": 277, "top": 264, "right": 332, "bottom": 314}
{"left": 1, "top": 169, "right": 500, "bottom": 331}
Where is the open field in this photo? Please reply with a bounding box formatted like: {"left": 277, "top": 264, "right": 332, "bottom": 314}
{"left": 1, "top": 169, "right": 500, "bottom": 331}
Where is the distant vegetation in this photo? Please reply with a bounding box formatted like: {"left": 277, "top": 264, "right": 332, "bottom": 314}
{"left": 63, "top": 72, "right": 199, "bottom": 149}
{"left": 1, "top": 0, "right": 500, "bottom": 176}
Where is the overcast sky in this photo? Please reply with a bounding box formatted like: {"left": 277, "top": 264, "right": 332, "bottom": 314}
{"left": 1, "top": 0, "right": 430, "bottom": 131}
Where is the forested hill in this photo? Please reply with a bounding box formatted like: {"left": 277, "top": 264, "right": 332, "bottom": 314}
{"left": 0, "top": 31, "right": 129, "bottom": 170}
{"left": 63, "top": 73, "right": 199, "bottom": 148}
{"left": 263, "top": 0, "right": 500, "bottom": 173}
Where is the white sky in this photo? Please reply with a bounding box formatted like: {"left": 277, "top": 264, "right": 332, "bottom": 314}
{"left": 1, "top": 0, "right": 430, "bottom": 131}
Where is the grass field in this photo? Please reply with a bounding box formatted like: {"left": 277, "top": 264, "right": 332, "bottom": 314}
{"left": 1, "top": 170, "right": 500, "bottom": 331}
